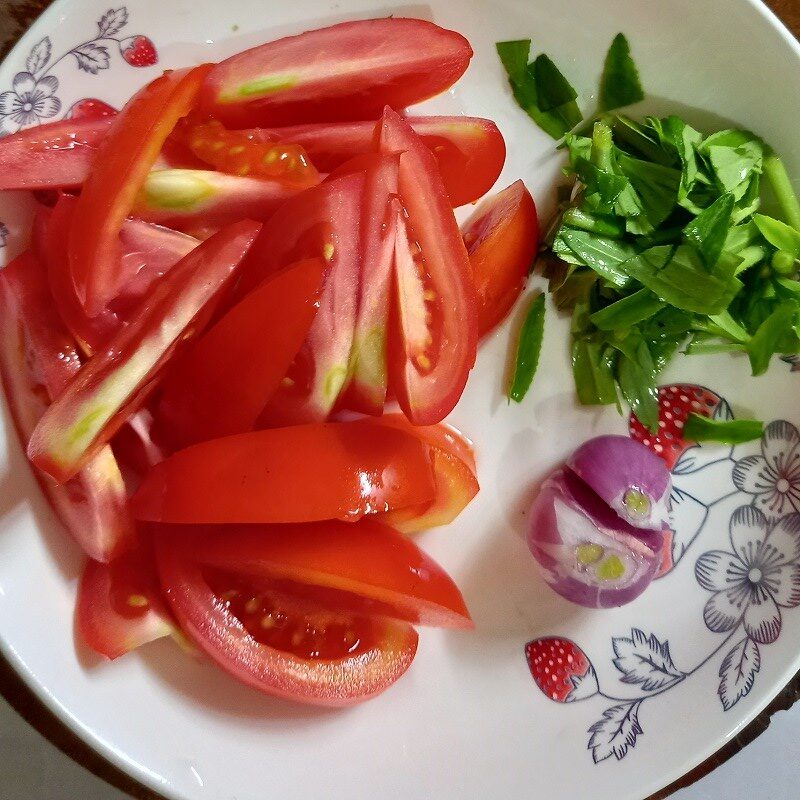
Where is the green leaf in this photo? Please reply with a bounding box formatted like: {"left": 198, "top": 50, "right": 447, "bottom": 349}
{"left": 533, "top": 53, "right": 578, "bottom": 112}
{"left": 684, "top": 192, "right": 735, "bottom": 266}
{"left": 616, "top": 151, "right": 681, "bottom": 230}
{"left": 496, "top": 41, "right": 582, "bottom": 139}
{"left": 724, "top": 221, "right": 761, "bottom": 254}
{"left": 754, "top": 214, "right": 800, "bottom": 258}
{"left": 647, "top": 116, "right": 705, "bottom": 211}
{"left": 706, "top": 139, "right": 763, "bottom": 201}
{"left": 683, "top": 413, "right": 763, "bottom": 444}
{"left": 763, "top": 152, "right": 800, "bottom": 231}
{"left": 598, "top": 33, "right": 644, "bottom": 112}
{"left": 610, "top": 115, "right": 674, "bottom": 165}
{"left": 562, "top": 207, "right": 626, "bottom": 237}
{"left": 748, "top": 300, "right": 799, "bottom": 375}
{"left": 509, "top": 294, "right": 546, "bottom": 402}
{"left": 552, "top": 268, "right": 597, "bottom": 311}
{"left": 571, "top": 339, "right": 618, "bottom": 405}
{"left": 555, "top": 228, "right": 637, "bottom": 287}
{"left": 620, "top": 245, "right": 742, "bottom": 314}
{"left": 573, "top": 157, "right": 630, "bottom": 212}
{"left": 590, "top": 289, "right": 665, "bottom": 330}
{"left": 563, "top": 133, "right": 593, "bottom": 168}
{"left": 615, "top": 335, "right": 659, "bottom": 431}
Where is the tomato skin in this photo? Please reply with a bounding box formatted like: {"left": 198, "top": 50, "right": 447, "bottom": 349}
{"left": 375, "top": 415, "right": 479, "bottom": 533}
{"left": 269, "top": 117, "right": 505, "bottom": 207}
{"left": 155, "top": 529, "right": 418, "bottom": 706}
{"left": 0, "top": 116, "right": 113, "bottom": 190}
{"left": 200, "top": 18, "right": 472, "bottom": 128}
{"left": 131, "top": 421, "right": 436, "bottom": 524}
{"left": 70, "top": 65, "right": 211, "bottom": 316}
{"left": 156, "top": 258, "right": 325, "bottom": 447}
{"left": 132, "top": 167, "right": 316, "bottom": 232}
{"left": 182, "top": 519, "right": 472, "bottom": 629}
{"left": 28, "top": 220, "right": 261, "bottom": 483}
{"left": 77, "top": 545, "right": 174, "bottom": 659}
{"left": 244, "top": 173, "right": 364, "bottom": 423}
{"left": 462, "top": 180, "right": 540, "bottom": 336}
{"left": 0, "top": 253, "right": 134, "bottom": 561}
{"left": 379, "top": 108, "right": 478, "bottom": 425}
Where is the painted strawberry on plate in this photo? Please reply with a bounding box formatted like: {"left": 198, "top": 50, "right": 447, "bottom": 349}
{"left": 120, "top": 36, "right": 158, "bottom": 67}
{"left": 525, "top": 637, "right": 599, "bottom": 703}
{"left": 629, "top": 384, "right": 726, "bottom": 470}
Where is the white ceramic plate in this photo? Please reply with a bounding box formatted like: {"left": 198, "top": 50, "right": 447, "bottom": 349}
{"left": 2, "top": 1, "right": 800, "bottom": 798}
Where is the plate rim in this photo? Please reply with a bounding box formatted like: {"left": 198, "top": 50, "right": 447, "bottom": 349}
{"left": 1, "top": 1, "right": 800, "bottom": 798}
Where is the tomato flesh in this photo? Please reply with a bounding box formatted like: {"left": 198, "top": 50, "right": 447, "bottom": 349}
{"left": 131, "top": 421, "right": 436, "bottom": 524}
{"left": 183, "top": 116, "right": 319, "bottom": 187}
{"left": 268, "top": 116, "right": 505, "bottom": 207}
{"left": 201, "top": 18, "right": 472, "bottom": 128}
{"left": 77, "top": 545, "right": 174, "bottom": 660}
{"left": 0, "top": 252, "right": 133, "bottom": 561}
{"left": 379, "top": 107, "right": 477, "bottom": 425}
{"left": 156, "top": 257, "right": 325, "bottom": 447}
{"left": 462, "top": 179, "right": 540, "bottom": 335}
{"left": 156, "top": 533, "right": 418, "bottom": 706}
{"left": 70, "top": 65, "right": 211, "bottom": 316}
{"left": 28, "top": 221, "right": 261, "bottom": 483}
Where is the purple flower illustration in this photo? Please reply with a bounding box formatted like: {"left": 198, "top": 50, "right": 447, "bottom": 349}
{"left": 0, "top": 72, "right": 61, "bottom": 135}
{"left": 695, "top": 505, "right": 800, "bottom": 644}
{"left": 733, "top": 420, "right": 800, "bottom": 522}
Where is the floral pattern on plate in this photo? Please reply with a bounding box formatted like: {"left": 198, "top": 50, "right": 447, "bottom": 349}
{"left": 526, "top": 392, "right": 800, "bottom": 764}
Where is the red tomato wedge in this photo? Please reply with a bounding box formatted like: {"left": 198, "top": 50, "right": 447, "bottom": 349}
{"left": 28, "top": 221, "right": 261, "bottom": 483}
{"left": 77, "top": 546, "right": 174, "bottom": 659}
{"left": 245, "top": 173, "right": 364, "bottom": 424}
{"left": 200, "top": 18, "right": 472, "bottom": 128}
{"left": 379, "top": 108, "right": 477, "bottom": 425}
{"left": 376, "top": 415, "right": 479, "bottom": 533}
{"left": 0, "top": 253, "right": 133, "bottom": 561}
{"left": 334, "top": 153, "right": 398, "bottom": 415}
{"left": 131, "top": 421, "right": 436, "bottom": 524}
{"left": 268, "top": 117, "right": 505, "bottom": 207}
{"left": 70, "top": 65, "right": 211, "bottom": 316}
{"left": 462, "top": 180, "right": 539, "bottom": 335}
{"left": 156, "top": 258, "right": 325, "bottom": 447}
{"left": 155, "top": 529, "right": 418, "bottom": 706}
{"left": 186, "top": 520, "right": 472, "bottom": 629}
{"left": 38, "top": 196, "right": 198, "bottom": 355}
{"left": 132, "top": 168, "right": 315, "bottom": 231}
{"left": 0, "top": 116, "right": 114, "bottom": 190}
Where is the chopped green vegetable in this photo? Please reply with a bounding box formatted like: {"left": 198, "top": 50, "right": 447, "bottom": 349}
{"left": 683, "top": 413, "right": 764, "bottom": 444}
{"left": 763, "top": 152, "right": 800, "bottom": 230}
{"left": 748, "top": 301, "right": 799, "bottom": 375}
{"left": 684, "top": 193, "right": 735, "bottom": 267}
{"left": 509, "top": 293, "right": 546, "bottom": 402}
{"left": 590, "top": 289, "right": 664, "bottom": 330}
{"left": 754, "top": 214, "right": 800, "bottom": 258}
{"left": 598, "top": 33, "right": 644, "bottom": 112}
{"left": 496, "top": 41, "right": 582, "bottom": 139}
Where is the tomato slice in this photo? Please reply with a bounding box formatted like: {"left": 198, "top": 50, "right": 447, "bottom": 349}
{"left": 244, "top": 173, "right": 364, "bottom": 423}
{"left": 0, "top": 253, "right": 133, "bottom": 561}
{"left": 131, "top": 421, "right": 436, "bottom": 524}
{"left": 375, "top": 414, "right": 479, "bottom": 533}
{"left": 28, "top": 221, "right": 261, "bottom": 483}
{"left": 156, "top": 258, "right": 325, "bottom": 447}
{"left": 132, "top": 168, "right": 315, "bottom": 232}
{"left": 268, "top": 117, "right": 505, "bottom": 207}
{"left": 182, "top": 116, "right": 319, "bottom": 187}
{"left": 184, "top": 519, "right": 471, "bottom": 628}
{"left": 77, "top": 545, "right": 174, "bottom": 660}
{"left": 70, "top": 65, "right": 211, "bottom": 316}
{"left": 0, "top": 116, "right": 114, "bottom": 190}
{"left": 37, "top": 195, "right": 198, "bottom": 355}
{"left": 462, "top": 180, "right": 540, "bottom": 336}
{"left": 333, "top": 153, "right": 399, "bottom": 415}
{"left": 200, "top": 18, "right": 472, "bottom": 128}
{"left": 379, "top": 108, "right": 477, "bottom": 425}
{"left": 155, "top": 530, "right": 418, "bottom": 706}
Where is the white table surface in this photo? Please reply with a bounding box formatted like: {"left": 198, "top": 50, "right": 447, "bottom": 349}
{"left": 0, "top": 693, "right": 799, "bottom": 800}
